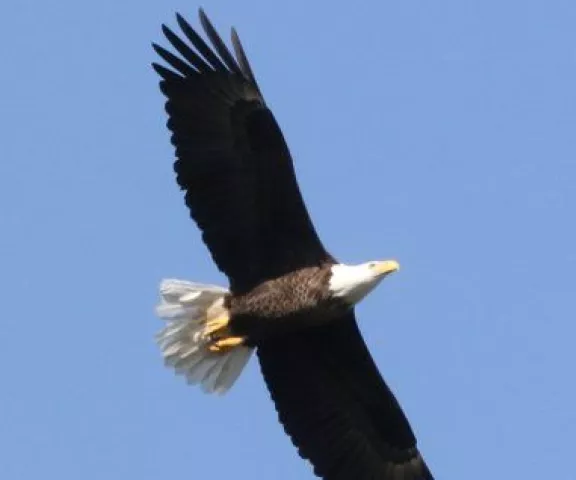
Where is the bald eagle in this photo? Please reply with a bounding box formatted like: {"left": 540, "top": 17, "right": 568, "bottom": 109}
{"left": 152, "top": 9, "right": 434, "bottom": 480}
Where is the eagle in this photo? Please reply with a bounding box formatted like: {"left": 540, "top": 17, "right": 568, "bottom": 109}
{"left": 152, "top": 9, "right": 434, "bottom": 480}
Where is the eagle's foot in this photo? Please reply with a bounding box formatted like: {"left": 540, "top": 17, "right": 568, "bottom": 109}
{"left": 205, "top": 312, "right": 230, "bottom": 336}
{"left": 208, "top": 336, "right": 245, "bottom": 352}
{"left": 204, "top": 311, "right": 244, "bottom": 352}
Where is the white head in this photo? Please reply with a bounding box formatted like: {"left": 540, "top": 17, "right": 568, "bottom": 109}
{"left": 328, "top": 260, "right": 400, "bottom": 306}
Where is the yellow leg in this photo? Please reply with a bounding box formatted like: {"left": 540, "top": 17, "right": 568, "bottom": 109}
{"left": 205, "top": 312, "right": 230, "bottom": 336}
{"left": 204, "top": 311, "right": 244, "bottom": 352}
{"left": 208, "top": 336, "right": 245, "bottom": 352}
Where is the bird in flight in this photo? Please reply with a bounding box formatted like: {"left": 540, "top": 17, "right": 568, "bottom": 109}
{"left": 152, "top": 9, "right": 434, "bottom": 480}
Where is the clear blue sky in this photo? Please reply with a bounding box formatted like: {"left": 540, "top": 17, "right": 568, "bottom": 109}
{"left": 1, "top": 0, "right": 574, "bottom": 478}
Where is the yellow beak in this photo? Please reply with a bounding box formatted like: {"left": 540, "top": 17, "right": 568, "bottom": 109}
{"left": 372, "top": 260, "right": 400, "bottom": 276}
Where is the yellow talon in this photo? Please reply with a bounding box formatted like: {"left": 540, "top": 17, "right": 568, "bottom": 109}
{"left": 208, "top": 336, "right": 245, "bottom": 352}
{"left": 203, "top": 310, "right": 244, "bottom": 352}
{"left": 205, "top": 312, "right": 230, "bottom": 335}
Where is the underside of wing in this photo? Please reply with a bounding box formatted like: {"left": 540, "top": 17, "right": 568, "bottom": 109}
{"left": 152, "top": 10, "right": 332, "bottom": 292}
{"left": 256, "top": 312, "right": 433, "bottom": 480}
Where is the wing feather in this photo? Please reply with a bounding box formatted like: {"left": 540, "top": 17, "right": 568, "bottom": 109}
{"left": 175, "top": 13, "right": 227, "bottom": 72}
{"left": 198, "top": 9, "right": 244, "bottom": 76}
{"left": 153, "top": 10, "right": 332, "bottom": 292}
{"left": 152, "top": 62, "right": 183, "bottom": 81}
{"left": 152, "top": 43, "right": 197, "bottom": 77}
{"left": 161, "top": 25, "right": 209, "bottom": 72}
{"left": 231, "top": 28, "right": 262, "bottom": 94}
{"left": 256, "top": 312, "right": 434, "bottom": 480}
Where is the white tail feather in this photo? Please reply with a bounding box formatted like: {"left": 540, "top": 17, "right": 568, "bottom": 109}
{"left": 155, "top": 279, "right": 253, "bottom": 395}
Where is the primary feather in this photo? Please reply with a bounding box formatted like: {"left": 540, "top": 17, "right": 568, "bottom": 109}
{"left": 153, "top": 9, "right": 331, "bottom": 294}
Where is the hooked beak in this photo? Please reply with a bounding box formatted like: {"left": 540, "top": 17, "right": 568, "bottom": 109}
{"left": 372, "top": 260, "right": 400, "bottom": 277}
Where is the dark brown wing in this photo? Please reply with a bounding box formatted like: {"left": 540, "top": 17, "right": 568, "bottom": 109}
{"left": 152, "top": 10, "right": 332, "bottom": 292}
{"left": 257, "top": 311, "right": 433, "bottom": 480}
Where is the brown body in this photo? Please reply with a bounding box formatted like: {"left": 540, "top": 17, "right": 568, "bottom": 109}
{"left": 226, "top": 264, "right": 348, "bottom": 342}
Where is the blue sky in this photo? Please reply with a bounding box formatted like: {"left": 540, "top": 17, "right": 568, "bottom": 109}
{"left": 1, "top": 0, "right": 575, "bottom": 478}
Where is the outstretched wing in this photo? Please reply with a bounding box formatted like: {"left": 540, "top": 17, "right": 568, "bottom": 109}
{"left": 257, "top": 311, "right": 434, "bottom": 480}
{"left": 152, "top": 10, "right": 332, "bottom": 293}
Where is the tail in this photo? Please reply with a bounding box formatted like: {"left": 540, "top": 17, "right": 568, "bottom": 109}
{"left": 155, "top": 279, "right": 253, "bottom": 395}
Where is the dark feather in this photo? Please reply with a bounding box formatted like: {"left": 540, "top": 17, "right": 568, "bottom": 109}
{"left": 198, "top": 8, "right": 244, "bottom": 76}
{"left": 231, "top": 28, "right": 261, "bottom": 94}
{"left": 152, "top": 43, "right": 196, "bottom": 77}
{"left": 257, "top": 311, "right": 434, "bottom": 480}
{"left": 176, "top": 12, "right": 227, "bottom": 72}
{"left": 152, "top": 62, "right": 183, "bottom": 81}
{"left": 162, "top": 24, "right": 209, "bottom": 72}
{"left": 152, "top": 10, "right": 332, "bottom": 292}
